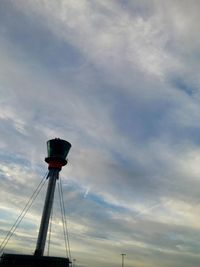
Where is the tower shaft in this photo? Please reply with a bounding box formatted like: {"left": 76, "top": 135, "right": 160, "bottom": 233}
{"left": 34, "top": 169, "right": 59, "bottom": 256}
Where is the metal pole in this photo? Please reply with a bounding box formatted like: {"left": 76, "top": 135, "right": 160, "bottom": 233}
{"left": 121, "top": 254, "right": 126, "bottom": 267}
{"left": 34, "top": 169, "right": 60, "bottom": 256}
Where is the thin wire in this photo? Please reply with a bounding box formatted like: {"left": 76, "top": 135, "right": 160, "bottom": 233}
{"left": 0, "top": 171, "right": 48, "bottom": 254}
{"left": 0, "top": 176, "right": 47, "bottom": 254}
{"left": 47, "top": 191, "right": 54, "bottom": 256}
{"left": 58, "top": 180, "right": 69, "bottom": 258}
{"left": 60, "top": 177, "right": 71, "bottom": 260}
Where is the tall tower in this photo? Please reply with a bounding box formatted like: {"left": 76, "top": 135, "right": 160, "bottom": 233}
{"left": 35, "top": 138, "right": 71, "bottom": 256}
{"left": 0, "top": 138, "right": 72, "bottom": 267}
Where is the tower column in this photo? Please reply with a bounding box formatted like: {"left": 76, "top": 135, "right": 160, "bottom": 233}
{"left": 34, "top": 169, "right": 59, "bottom": 256}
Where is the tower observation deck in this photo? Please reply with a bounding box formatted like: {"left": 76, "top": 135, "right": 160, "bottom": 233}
{"left": 0, "top": 138, "right": 72, "bottom": 267}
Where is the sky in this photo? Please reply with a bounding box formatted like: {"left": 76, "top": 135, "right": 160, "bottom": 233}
{"left": 1, "top": 0, "right": 200, "bottom": 266}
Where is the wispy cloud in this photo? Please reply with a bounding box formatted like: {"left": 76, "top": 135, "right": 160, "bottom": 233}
{"left": 0, "top": 1, "right": 200, "bottom": 267}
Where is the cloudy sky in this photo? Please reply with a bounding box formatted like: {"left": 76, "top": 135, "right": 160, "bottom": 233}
{"left": 1, "top": 0, "right": 200, "bottom": 266}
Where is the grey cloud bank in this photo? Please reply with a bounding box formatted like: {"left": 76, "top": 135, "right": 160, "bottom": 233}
{"left": 0, "top": 1, "right": 200, "bottom": 267}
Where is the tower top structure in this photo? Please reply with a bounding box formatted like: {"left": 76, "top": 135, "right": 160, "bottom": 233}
{"left": 45, "top": 138, "right": 71, "bottom": 169}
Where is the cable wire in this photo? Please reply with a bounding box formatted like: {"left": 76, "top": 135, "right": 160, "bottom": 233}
{"left": 0, "top": 171, "right": 48, "bottom": 255}
{"left": 58, "top": 178, "right": 72, "bottom": 260}
{"left": 0, "top": 175, "right": 47, "bottom": 254}
{"left": 58, "top": 180, "right": 68, "bottom": 258}
{"left": 47, "top": 191, "right": 54, "bottom": 256}
{"left": 59, "top": 177, "right": 71, "bottom": 260}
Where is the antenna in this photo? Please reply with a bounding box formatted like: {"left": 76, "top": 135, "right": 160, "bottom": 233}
{"left": 34, "top": 138, "right": 71, "bottom": 256}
